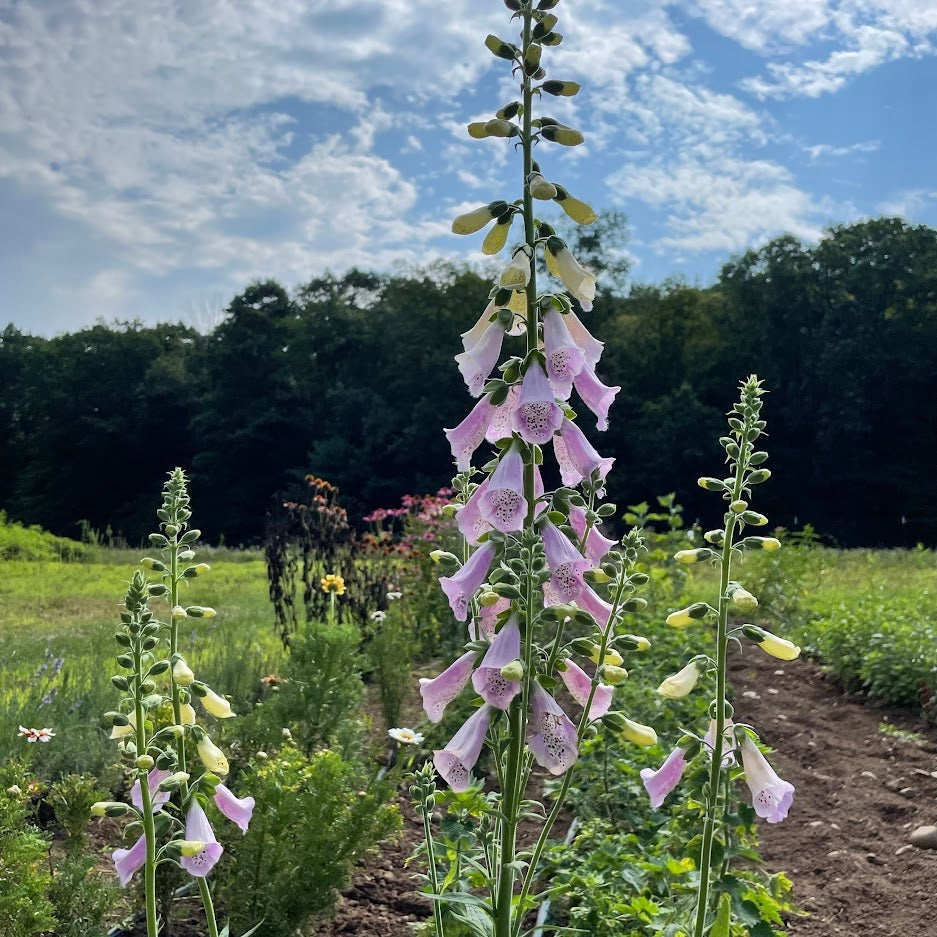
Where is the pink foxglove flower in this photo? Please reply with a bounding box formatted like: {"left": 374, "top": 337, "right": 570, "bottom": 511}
{"left": 180, "top": 801, "right": 224, "bottom": 877}
{"left": 420, "top": 651, "right": 476, "bottom": 723}
{"left": 553, "top": 419, "right": 614, "bottom": 487}
{"left": 542, "top": 309, "right": 586, "bottom": 398}
{"left": 704, "top": 718, "right": 738, "bottom": 767}
{"left": 560, "top": 658, "right": 613, "bottom": 721}
{"left": 434, "top": 705, "right": 492, "bottom": 793}
{"left": 213, "top": 784, "right": 255, "bottom": 834}
{"left": 460, "top": 301, "right": 497, "bottom": 351}
{"left": 573, "top": 582, "right": 614, "bottom": 629}
{"left": 740, "top": 735, "right": 794, "bottom": 823}
{"left": 541, "top": 519, "right": 591, "bottom": 603}
{"left": 445, "top": 396, "right": 496, "bottom": 471}
{"left": 455, "top": 322, "right": 505, "bottom": 397}
{"left": 131, "top": 768, "right": 172, "bottom": 814}
{"left": 513, "top": 362, "right": 564, "bottom": 444}
{"left": 471, "top": 595, "right": 510, "bottom": 641}
{"left": 113, "top": 834, "right": 147, "bottom": 887}
{"left": 527, "top": 682, "right": 578, "bottom": 775}
{"left": 564, "top": 309, "right": 604, "bottom": 368}
{"left": 486, "top": 385, "right": 521, "bottom": 443}
{"left": 457, "top": 478, "right": 493, "bottom": 545}
{"left": 471, "top": 618, "right": 522, "bottom": 709}
{"left": 568, "top": 505, "right": 617, "bottom": 565}
{"left": 439, "top": 542, "right": 496, "bottom": 621}
{"left": 640, "top": 747, "right": 688, "bottom": 809}
{"left": 479, "top": 444, "right": 528, "bottom": 533}
{"left": 573, "top": 366, "right": 620, "bottom": 432}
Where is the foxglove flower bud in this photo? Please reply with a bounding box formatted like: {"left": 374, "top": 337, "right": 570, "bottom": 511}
{"left": 201, "top": 687, "right": 236, "bottom": 719}
{"left": 197, "top": 735, "right": 229, "bottom": 776}
{"left": 665, "top": 602, "right": 710, "bottom": 628}
{"left": 483, "top": 215, "right": 514, "bottom": 255}
{"left": 545, "top": 239, "right": 596, "bottom": 310}
{"left": 657, "top": 660, "right": 702, "bottom": 699}
{"left": 499, "top": 249, "right": 532, "bottom": 290}
{"left": 553, "top": 185, "right": 596, "bottom": 224}
{"left": 172, "top": 657, "right": 195, "bottom": 685}
{"left": 528, "top": 172, "right": 557, "bottom": 199}
{"left": 452, "top": 203, "right": 500, "bottom": 235}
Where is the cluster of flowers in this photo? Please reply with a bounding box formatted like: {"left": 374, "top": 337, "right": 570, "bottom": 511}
{"left": 18, "top": 725, "right": 55, "bottom": 743}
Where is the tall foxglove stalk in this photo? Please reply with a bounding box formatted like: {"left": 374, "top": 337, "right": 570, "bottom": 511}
{"left": 422, "top": 4, "right": 654, "bottom": 936}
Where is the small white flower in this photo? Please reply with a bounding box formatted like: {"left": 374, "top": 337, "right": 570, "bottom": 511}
{"left": 281, "top": 727, "right": 292, "bottom": 739}
{"left": 370, "top": 610, "right": 387, "bottom": 622}
{"left": 388, "top": 727, "right": 424, "bottom": 746}
{"left": 387, "top": 592, "right": 403, "bottom": 601}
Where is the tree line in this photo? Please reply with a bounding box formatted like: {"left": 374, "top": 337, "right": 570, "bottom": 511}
{"left": 1, "top": 216, "right": 934, "bottom": 547}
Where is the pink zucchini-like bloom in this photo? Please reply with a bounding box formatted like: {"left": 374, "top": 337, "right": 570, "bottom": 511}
{"left": 471, "top": 596, "right": 511, "bottom": 641}
{"left": 486, "top": 384, "right": 521, "bottom": 443}
{"left": 131, "top": 768, "right": 172, "bottom": 814}
{"left": 113, "top": 833, "right": 147, "bottom": 887}
{"left": 553, "top": 420, "right": 614, "bottom": 487}
{"left": 445, "top": 396, "right": 496, "bottom": 471}
{"left": 740, "top": 735, "right": 795, "bottom": 823}
{"left": 568, "top": 505, "right": 618, "bottom": 566}
{"left": 439, "top": 542, "right": 496, "bottom": 621}
{"left": 527, "top": 682, "right": 578, "bottom": 776}
{"left": 180, "top": 801, "right": 224, "bottom": 878}
{"left": 471, "top": 618, "right": 522, "bottom": 709}
{"left": 513, "top": 362, "right": 564, "bottom": 444}
{"left": 541, "top": 519, "right": 591, "bottom": 603}
{"left": 573, "top": 366, "right": 620, "bottom": 432}
{"left": 560, "top": 658, "right": 614, "bottom": 721}
{"left": 213, "top": 784, "right": 256, "bottom": 834}
{"left": 457, "top": 478, "right": 493, "bottom": 545}
{"left": 420, "top": 651, "right": 476, "bottom": 723}
{"left": 640, "top": 747, "right": 688, "bottom": 809}
{"left": 455, "top": 322, "right": 505, "bottom": 397}
{"left": 564, "top": 309, "right": 604, "bottom": 368}
{"left": 479, "top": 445, "right": 528, "bottom": 533}
{"left": 542, "top": 309, "right": 586, "bottom": 399}
{"left": 434, "top": 704, "right": 492, "bottom": 793}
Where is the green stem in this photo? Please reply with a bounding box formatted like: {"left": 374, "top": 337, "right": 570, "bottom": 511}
{"left": 134, "top": 647, "right": 159, "bottom": 937}
{"left": 422, "top": 806, "right": 446, "bottom": 937}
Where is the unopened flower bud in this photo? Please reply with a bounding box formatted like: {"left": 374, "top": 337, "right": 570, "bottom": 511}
{"left": 484, "top": 34, "right": 517, "bottom": 60}
{"left": 728, "top": 586, "right": 758, "bottom": 613}
{"left": 697, "top": 477, "right": 726, "bottom": 492}
{"left": 541, "top": 80, "right": 581, "bottom": 97}
{"left": 484, "top": 118, "right": 518, "bottom": 138}
{"left": 753, "top": 630, "right": 801, "bottom": 661}
{"left": 674, "top": 548, "right": 714, "bottom": 565}
{"left": 180, "top": 703, "right": 197, "bottom": 725}
{"left": 186, "top": 606, "right": 216, "bottom": 618}
{"left": 741, "top": 511, "right": 768, "bottom": 526}
{"left": 749, "top": 537, "right": 781, "bottom": 552}
{"left": 171, "top": 605, "right": 187, "bottom": 621}
{"left": 429, "top": 549, "right": 459, "bottom": 565}
{"left": 172, "top": 658, "right": 195, "bottom": 685}
{"left": 747, "top": 469, "right": 772, "bottom": 485}
{"left": 528, "top": 172, "right": 557, "bottom": 200}
{"left": 603, "top": 713, "right": 658, "bottom": 746}
{"left": 589, "top": 645, "right": 623, "bottom": 667}
{"left": 140, "top": 557, "right": 166, "bottom": 572}
{"left": 603, "top": 664, "right": 628, "bottom": 685}
{"left": 200, "top": 688, "right": 236, "bottom": 719}
{"left": 177, "top": 840, "right": 207, "bottom": 857}
{"left": 164, "top": 524, "right": 178, "bottom": 536}
{"left": 157, "top": 771, "right": 189, "bottom": 791}
{"left": 616, "top": 634, "right": 651, "bottom": 651}
{"left": 197, "top": 736, "right": 229, "bottom": 776}
{"left": 499, "top": 250, "right": 532, "bottom": 290}
{"left": 91, "top": 801, "right": 132, "bottom": 817}
{"left": 135, "top": 755, "right": 155, "bottom": 770}
{"left": 178, "top": 549, "right": 196, "bottom": 560}
{"left": 552, "top": 186, "right": 596, "bottom": 224}
{"left": 500, "top": 659, "right": 525, "bottom": 681}
{"left": 730, "top": 500, "right": 748, "bottom": 513}
{"left": 478, "top": 590, "right": 502, "bottom": 607}
{"left": 482, "top": 216, "right": 513, "bottom": 255}
{"left": 452, "top": 204, "right": 498, "bottom": 236}
{"left": 587, "top": 568, "right": 612, "bottom": 584}
{"left": 666, "top": 602, "right": 710, "bottom": 628}
{"left": 657, "top": 661, "right": 701, "bottom": 700}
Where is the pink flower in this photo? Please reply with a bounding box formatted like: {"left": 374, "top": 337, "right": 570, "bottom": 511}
{"left": 457, "top": 478, "right": 493, "bottom": 545}
{"left": 553, "top": 420, "right": 614, "bottom": 487}
{"left": 180, "top": 801, "right": 224, "bottom": 877}
{"left": 213, "top": 784, "right": 255, "bottom": 834}
{"left": 512, "top": 363, "right": 564, "bottom": 444}
{"left": 526, "top": 682, "right": 578, "bottom": 776}
{"left": 486, "top": 385, "right": 521, "bottom": 443}
{"left": 131, "top": 768, "right": 172, "bottom": 814}
{"left": 572, "top": 582, "right": 614, "bottom": 629}
{"left": 434, "top": 705, "right": 491, "bottom": 793}
{"left": 420, "top": 652, "right": 476, "bottom": 723}
{"left": 455, "top": 322, "right": 505, "bottom": 397}
{"left": 640, "top": 748, "right": 688, "bottom": 809}
{"left": 439, "top": 542, "right": 496, "bottom": 621}
{"left": 704, "top": 718, "right": 738, "bottom": 767}
{"left": 563, "top": 309, "right": 604, "bottom": 368}
{"left": 559, "top": 658, "right": 613, "bottom": 721}
{"left": 471, "top": 618, "right": 522, "bottom": 710}
{"left": 113, "top": 834, "right": 147, "bottom": 887}
{"left": 572, "top": 366, "right": 620, "bottom": 432}
{"left": 740, "top": 735, "right": 794, "bottom": 823}
{"left": 471, "top": 596, "right": 511, "bottom": 641}
{"left": 542, "top": 309, "right": 586, "bottom": 398}
{"left": 568, "top": 505, "right": 617, "bottom": 566}
{"left": 445, "top": 396, "right": 496, "bottom": 471}
{"left": 479, "top": 444, "right": 528, "bottom": 533}
{"left": 541, "top": 519, "right": 591, "bottom": 603}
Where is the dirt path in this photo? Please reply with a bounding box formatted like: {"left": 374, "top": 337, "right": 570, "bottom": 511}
{"left": 731, "top": 650, "right": 937, "bottom": 936}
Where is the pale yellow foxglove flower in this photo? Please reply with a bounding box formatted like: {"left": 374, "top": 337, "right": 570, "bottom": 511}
{"left": 197, "top": 736, "right": 229, "bottom": 776}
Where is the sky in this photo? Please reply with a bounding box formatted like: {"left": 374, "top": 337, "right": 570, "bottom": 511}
{"left": 1, "top": 0, "right": 936, "bottom": 336}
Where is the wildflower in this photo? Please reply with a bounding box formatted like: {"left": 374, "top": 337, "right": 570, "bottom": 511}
{"left": 460, "top": 301, "right": 497, "bottom": 351}
{"left": 172, "top": 657, "right": 196, "bottom": 685}
{"left": 434, "top": 705, "right": 492, "bottom": 793}
{"left": 387, "top": 591, "right": 403, "bottom": 601}
{"left": 603, "top": 664, "right": 628, "bottom": 685}
{"left": 665, "top": 603, "right": 711, "bottom": 628}
{"left": 180, "top": 702, "right": 197, "bottom": 725}
{"left": 388, "top": 727, "right": 425, "bottom": 746}
{"left": 180, "top": 801, "right": 224, "bottom": 877}
{"left": 420, "top": 652, "right": 477, "bottom": 723}
{"left": 744, "top": 626, "right": 801, "bottom": 660}
{"left": 674, "top": 548, "right": 713, "bottom": 565}
{"left": 452, "top": 202, "right": 502, "bottom": 235}
{"left": 541, "top": 519, "right": 590, "bottom": 603}
{"left": 479, "top": 444, "right": 528, "bottom": 533}
{"left": 485, "top": 385, "right": 521, "bottom": 442}
{"left": 213, "top": 784, "right": 255, "bottom": 834}
{"left": 740, "top": 735, "right": 794, "bottom": 823}
{"left": 445, "top": 396, "right": 497, "bottom": 471}
{"left": 553, "top": 186, "right": 597, "bottom": 224}
{"left": 196, "top": 735, "right": 229, "bottom": 776}
{"left": 640, "top": 747, "right": 688, "bottom": 809}
{"left": 499, "top": 248, "right": 532, "bottom": 291}
{"left": 559, "top": 658, "right": 614, "bottom": 721}
{"left": 131, "top": 768, "right": 172, "bottom": 813}
{"left": 512, "top": 362, "right": 564, "bottom": 444}
{"left": 728, "top": 584, "right": 759, "bottom": 612}
{"left": 455, "top": 322, "right": 506, "bottom": 397}
{"left": 19, "top": 726, "right": 55, "bottom": 743}
{"left": 572, "top": 366, "right": 620, "bottom": 432}
{"left": 545, "top": 239, "right": 596, "bottom": 310}
{"left": 439, "top": 542, "right": 496, "bottom": 622}
{"left": 483, "top": 215, "right": 513, "bottom": 255}
{"left": 200, "top": 688, "right": 236, "bottom": 719}
{"left": 567, "top": 505, "right": 617, "bottom": 566}
{"left": 616, "top": 716, "right": 658, "bottom": 747}
{"left": 657, "top": 661, "right": 702, "bottom": 699}
{"left": 113, "top": 834, "right": 147, "bottom": 887}
{"left": 472, "top": 618, "right": 522, "bottom": 709}
{"left": 563, "top": 308, "right": 604, "bottom": 367}
{"left": 320, "top": 573, "right": 346, "bottom": 596}
{"left": 542, "top": 309, "right": 586, "bottom": 399}
{"left": 456, "top": 478, "right": 493, "bottom": 546}
{"left": 528, "top": 172, "right": 557, "bottom": 199}
{"left": 588, "top": 645, "right": 622, "bottom": 667}
{"left": 553, "top": 419, "right": 614, "bottom": 487}
{"left": 526, "top": 682, "right": 578, "bottom": 775}
{"left": 370, "top": 610, "right": 387, "bottom": 622}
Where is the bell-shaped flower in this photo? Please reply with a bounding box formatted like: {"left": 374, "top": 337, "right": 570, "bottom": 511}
{"left": 201, "top": 687, "right": 236, "bottom": 719}
{"left": 499, "top": 249, "right": 531, "bottom": 291}
{"left": 640, "top": 747, "right": 688, "bottom": 809}
{"left": 109, "top": 711, "right": 136, "bottom": 740}
{"left": 172, "top": 657, "right": 195, "bottom": 685}
{"left": 434, "top": 704, "right": 491, "bottom": 793}
{"left": 563, "top": 309, "right": 604, "bottom": 368}
{"left": 131, "top": 768, "right": 172, "bottom": 814}
{"left": 457, "top": 478, "right": 493, "bottom": 546}
{"left": 180, "top": 702, "right": 197, "bottom": 725}
{"left": 554, "top": 419, "right": 614, "bottom": 487}
{"left": 196, "top": 735, "right": 229, "bottom": 776}
{"left": 527, "top": 682, "right": 578, "bottom": 775}
{"left": 555, "top": 189, "right": 597, "bottom": 225}
{"left": 657, "top": 660, "right": 702, "bottom": 700}
{"left": 471, "top": 595, "right": 511, "bottom": 642}
{"left": 461, "top": 301, "right": 497, "bottom": 351}
{"left": 542, "top": 309, "right": 586, "bottom": 399}
{"left": 486, "top": 384, "right": 521, "bottom": 443}
{"left": 704, "top": 718, "right": 738, "bottom": 767}
{"left": 471, "top": 618, "right": 522, "bottom": 710}
{"left": 740, "top": 734, "right": 794, "bottom": 823}
{"left": 455, "top": 322, "right": 506, "bottom": 397}
{"left": 512, "top": 362, "right": 564, "bottom": 444}
{"left": 617, "top": 716, "right": 658, "bottom": 747}
{"left": 757, "top": 630, "right": 801, "bottom": 661}
{"left": 180, "top": 801, "right": 224, "bottom": 877}
{"left": 546, "top": 241, "right": 596, "bottom": 311}
{"left": 528, "top": 172, "right": 558, "bottom": 200}
{"left": 452, "top": 204, "right": 498, "bottom": 235}
{"left": 573, "top": 366, "right": 620, "bottom": 432}
{"left": 482, "top": 216, "right": 513, "bottom": 255}
{"left": 479, "top": 445, "right": 528, "bottom": 533}
{"left": 560, "top": 658, "right": 613, "bottom": 721}
{"left": 113, "top": 833, "right": 147, "bottom": 887}
{"left": 568, "top": 505, "right": 617, "bottom": 565}
{"left": 439, "top": 541, "right": 496, "bottom": 622}
{"left": 541, "top": 519, "right": 591, "bottom": 603}
{"left": 420, "top": 651, "right": 476, "bottom": 723}
{"left": 213, "top": 784, "right": 256, "bottom": 834}
{"left": 445, "top": 396, "right": 496, "bottom": 471}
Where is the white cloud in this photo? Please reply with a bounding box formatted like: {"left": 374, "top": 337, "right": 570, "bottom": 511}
{"left": 876, "top": 189, "right": 937, "bottom": 218}
{"left": 685, "top": 0, "right": 834, "bottom": 51}
{"left": 804, "top": 140, "right": 880, "bottom": 159}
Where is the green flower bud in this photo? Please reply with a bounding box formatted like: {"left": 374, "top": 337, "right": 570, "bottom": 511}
{"left": 728, "top": 585, "right": 758, "bottom": 613}
{"left": 528, "top": 172, "right": 557, "bottom": 200}
{"left": 91, "top": 801, "right": 132, "bottom": 818}
{"left": 603, "top": 664, "right": 628, "bottom": 685}
{"left": 136, "top": 755, "right": 155, "bottom": 770}
{"left": 540, "top": 124, "right": 583, "bottom": 146}
{"left": 665, "top": 603, "right": 710, "bottom": 628}
{"left": 452, "top": 203, "right": 504, "bottom": 236}
{"left": 541, "top": 79, "right": 580, "bottom": 96}
{"left": 484, "top": 118, "right": 519, "bottom": 138}
{"left": 730, "top": 500, "right": 748, "bottom": 513}
{"left": 747, "top": 468, "right": 772, "bottom": 485}
{"left": 484, "top": 34, "right": 517, "bottom": 60}
{"left": 698, "top": 476, "right": 726, "bottom": 492}
{"left": 741, "top": 511, "right": 768, "bottom": 526}
{"left": 500, "top": 660, "right": 525, "bottom": 681}
{"left": 674, "top": 548, "right": 714, "bottom": 565}
{"left": 140, "top": 557, "right": 166, "bottom": 572}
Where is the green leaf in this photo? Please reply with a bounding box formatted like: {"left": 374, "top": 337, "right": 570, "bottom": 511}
{"left": 710, "top": 893, "right": 731, "bottom": 937}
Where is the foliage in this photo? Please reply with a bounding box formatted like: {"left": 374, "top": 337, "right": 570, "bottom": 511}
{"left": 47, "top": 853, "right": 117, "bottom": 937}
{"left": 48, "top": 773, "right": 109, "bottom": 850}
{"left": 214, "top": 745, "right": 400, "bottom": 936}
{"left": 0, "top": 510, "right": 92, "bottom": 561}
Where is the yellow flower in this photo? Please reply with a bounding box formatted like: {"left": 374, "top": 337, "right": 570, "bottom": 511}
{"left": 589, "top": 645, "right": 623, "bottom": 667}
{"left": 320, "top": 574, "right": 346, "bottom": 596}
{"left": 197, "top": 736, "right": 229, "bottom": 776}
{"left": 200, "top": 687, "right": 236, "bottom": 719}
{"left": 657, "top": 661, "right": 701, "bottom": 700}
{"left": 758, "top": 632, "right": 801, "bottom": 661}
{"left": 619, "top": 717, "right": 658, "bottom": 747}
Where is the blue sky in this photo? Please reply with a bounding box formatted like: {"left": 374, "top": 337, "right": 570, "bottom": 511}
{"left": 1, "top": 0, "right": 936, "bottom": 335}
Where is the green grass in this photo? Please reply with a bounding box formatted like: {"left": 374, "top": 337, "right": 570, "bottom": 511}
{"left": 0, "top": 549, "right": 283, "bottom": 779}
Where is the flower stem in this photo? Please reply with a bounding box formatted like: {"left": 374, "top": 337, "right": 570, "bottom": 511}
{"left": 421, "top": 802, "right": 446, "bottom": 937}
{"left": 133, "top": 644, "right": 159, "bottom": 937}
